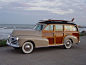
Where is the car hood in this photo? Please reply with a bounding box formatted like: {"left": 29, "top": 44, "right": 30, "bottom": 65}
{"left": 12, "top": 29, "right": 42, "bottom": 37}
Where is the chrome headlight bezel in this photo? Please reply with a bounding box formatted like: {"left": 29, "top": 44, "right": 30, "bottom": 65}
{"left": 8, "top": 35, "right": 10, "bottom": 38}
{"left": 16, "top": 37, "right": 19, "bottom": 41}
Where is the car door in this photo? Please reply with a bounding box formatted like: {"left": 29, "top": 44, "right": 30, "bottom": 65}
{"left": 54, "top": 24, "right": 64, "bottom": 44}
{"left": 42, "top": 24, "right": 55, "bottom": 45}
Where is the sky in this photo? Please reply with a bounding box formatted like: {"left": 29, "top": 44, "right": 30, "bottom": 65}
{"left": 0, "top": 0, "right": 86, "bottom": 26}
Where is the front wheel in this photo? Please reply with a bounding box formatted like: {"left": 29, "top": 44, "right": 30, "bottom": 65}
{"left": 21, "top": 42, "right": 34, "bottom": 54}
{"left": 63, "top": 39, "right": 72, "bottom": 49}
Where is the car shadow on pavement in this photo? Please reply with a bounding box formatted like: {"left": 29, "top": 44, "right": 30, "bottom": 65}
{"left": 5, "top": 45, "right": 80, "bottom": 54}
{"left": 33, "top": 46, "right": 64, "bottom": 53}
{"left": 6, "top": 46, "right": 64, "bottom": 54}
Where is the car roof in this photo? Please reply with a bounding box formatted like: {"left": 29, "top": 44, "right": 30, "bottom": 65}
{"left": 39, "top": 19, "right": 77, "bottom": 25}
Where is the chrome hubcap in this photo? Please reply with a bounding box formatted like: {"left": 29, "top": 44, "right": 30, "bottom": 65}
{"left": 25, "top": 45, "right": 30, "bottom": 49}
{"left": 67, "top": 42, "right": 70, "bottom": 45}
{"left": 24, "top": 45, "right": 31, "bottom": 51}
{"left": 66, "top": 41, "right": 71, "bottom": 47}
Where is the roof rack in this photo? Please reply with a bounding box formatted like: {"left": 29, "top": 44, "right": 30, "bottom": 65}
{"left": 39, "top": 18, "right": 75, "bottom": 23}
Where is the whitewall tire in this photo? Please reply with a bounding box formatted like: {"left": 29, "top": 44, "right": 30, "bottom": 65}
{"left": 22, "top": 42, "right": 34, "bottom": 54}
{"left": 63, "top": 39, "right": 72, "bottom": 49}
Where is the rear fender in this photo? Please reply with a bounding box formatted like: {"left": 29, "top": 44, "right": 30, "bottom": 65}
{"left": 63, "top": 35, "right": 78, "bottom": 44}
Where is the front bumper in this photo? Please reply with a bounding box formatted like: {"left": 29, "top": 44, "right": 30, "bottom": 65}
{"left": 76, "top": 41, "right": 80, "bottom": 45}
{"left": 6, "top": 40, "right": 19, "bottom": 47}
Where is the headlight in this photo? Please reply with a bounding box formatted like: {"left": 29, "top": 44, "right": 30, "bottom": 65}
{"left": 8, "top": 35, "right": 10, "bottom": 38}
{"left": 16, "top": 37, "right": 19, "bottom": 40}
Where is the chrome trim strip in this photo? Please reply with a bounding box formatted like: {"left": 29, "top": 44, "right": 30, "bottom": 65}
{"left": 36, "top": 44, "right": 63, "bottom": 48}
{"left": 48, "top": 44, "right": 63, "bottom": 46}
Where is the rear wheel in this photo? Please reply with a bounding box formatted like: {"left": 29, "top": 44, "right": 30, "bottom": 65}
{"left": 63, "top": 39, "right": 72, "bottom": 49}
{"left": 21, "top": 42, "right": 34, "bottom": 54}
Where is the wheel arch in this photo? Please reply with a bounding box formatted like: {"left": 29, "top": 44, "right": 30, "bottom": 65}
{"left": 24, "top": 40, "right": 35, "bottom": 48}
{"left": 63, "top": 35, "right": 78, "bottom": 44}
{"left": 69, "top": 38, "right": 73, "bottom": 44}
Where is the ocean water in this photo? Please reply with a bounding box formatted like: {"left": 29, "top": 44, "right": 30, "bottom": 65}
{"left": 0, "top": 24, "right": 34, "bottom": 39}
{"left": 0, "top": 24, "right": 34, "bottom": 29}
{"left": 0, "top": 24, "right": 86, "bottom": 39}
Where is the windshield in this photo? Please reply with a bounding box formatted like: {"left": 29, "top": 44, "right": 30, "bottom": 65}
{"left": 33, "top": 24, "right": 46, "bottom": 31}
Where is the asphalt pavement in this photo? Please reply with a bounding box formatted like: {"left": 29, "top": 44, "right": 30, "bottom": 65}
{"left": 0, "top": 36, "right": 86, "bottom": 65}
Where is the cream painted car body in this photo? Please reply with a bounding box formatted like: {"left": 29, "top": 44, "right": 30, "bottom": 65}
{"left": 7, "top": 26, "right": 79, "bottom": 48}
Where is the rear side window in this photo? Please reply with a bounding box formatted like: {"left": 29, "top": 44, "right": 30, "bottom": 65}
{"left": 55, "top": 25, "right": 63, "bottom": 31}
{"left": 65, "top": 25, "right": 77, "bottom": 31}
{"left": 44, "top": 25, "right": 53, "bottom": 31}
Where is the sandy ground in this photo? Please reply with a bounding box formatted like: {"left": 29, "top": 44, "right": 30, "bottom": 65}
{"left": 0, "top": 36, "right": 86, "bottom": 65}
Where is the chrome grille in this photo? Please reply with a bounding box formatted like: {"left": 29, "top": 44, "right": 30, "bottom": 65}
{"left": 9, "top": 37, "right": 17, "bottom": 44}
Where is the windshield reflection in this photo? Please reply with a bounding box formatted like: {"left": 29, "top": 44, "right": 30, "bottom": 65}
{"left": 33, "top": 24, "right": 45, "bottom": 31}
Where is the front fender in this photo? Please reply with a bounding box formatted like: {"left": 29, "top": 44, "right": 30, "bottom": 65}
{"left": 18, "top": 36, "right": 49, "bottom": 47}
{"left": 63, "top": 35, "right": 78, "bottom": 44}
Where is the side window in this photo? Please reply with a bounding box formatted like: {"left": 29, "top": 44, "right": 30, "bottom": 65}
{"left": 65, "top": 25, "right": 77, "bottom": 31}
{"left": 44, "top": 25, "right": 53, "bottom": 31}
{"left": 72, "top": 26, "right": 77, "bottom": 31}
{"left": 55, "top": 25, "right": 63, "bottom": 31}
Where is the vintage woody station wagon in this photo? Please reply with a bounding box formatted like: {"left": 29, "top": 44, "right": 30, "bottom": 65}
{"left": 6, "top": 18, "right": 80, "bottom": 54}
